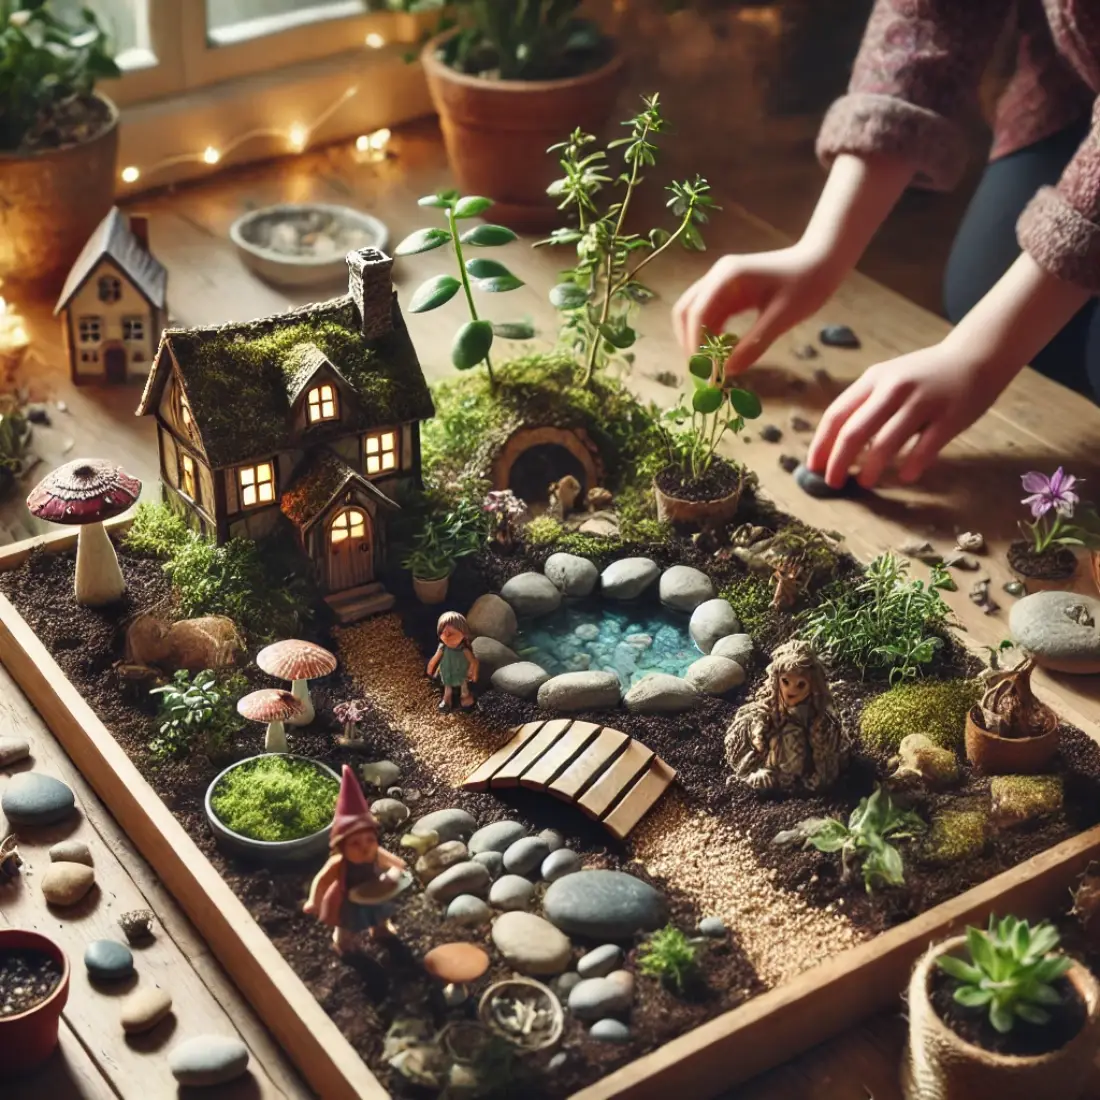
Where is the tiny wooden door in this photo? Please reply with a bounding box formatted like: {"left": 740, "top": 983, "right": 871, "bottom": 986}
{"left": 104, "top": 345, "right": 127, "bottom": 383}
{"left": 327, "top": 507, "right": 373, "bottom": 592}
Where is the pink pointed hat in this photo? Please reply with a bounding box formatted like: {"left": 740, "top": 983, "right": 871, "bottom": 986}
{"left": 330, "top": 764, "right": 378, "bottom": 848}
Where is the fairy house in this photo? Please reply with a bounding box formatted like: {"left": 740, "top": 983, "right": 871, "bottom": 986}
{"left": 56, "top": 207, "right": 168, "bottom": 385}
{"left": 136, "top": 248, "right": 434, "bottom": 620}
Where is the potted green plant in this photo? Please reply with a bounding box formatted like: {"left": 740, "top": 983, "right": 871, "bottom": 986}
{"left": 419, "top": 1, "right": 623, "bottom": 230}
{"left": 902, "top": 917, "right": 1100, "bottom": 1100}
{"left": 0, "top": 928, "right": 70, "bottom": 1074}
{"left": 402, "top": 497, "right": 486, "bottom": 603}
{"left": 653, "top": 332, "right": 761, "bottom": 527}
{"left": 0, "top": 1, "right": 121, "bottom": 287}
{"left": 1010, "top": 469, "right": 1100, "bottom": 592}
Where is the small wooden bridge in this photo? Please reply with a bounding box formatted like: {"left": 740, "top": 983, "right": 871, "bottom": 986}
{"left": 462, "top": 719, "right": 676, "bottom": 840}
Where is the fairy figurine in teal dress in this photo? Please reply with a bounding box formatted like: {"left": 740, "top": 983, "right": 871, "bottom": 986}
{"left": 426, "top": 611, "right": 479, "bottom": 711}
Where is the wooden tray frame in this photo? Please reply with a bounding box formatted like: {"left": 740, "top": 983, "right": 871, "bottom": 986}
{"left": 3, "top": 519, "right": 1100, "bottom": 1099}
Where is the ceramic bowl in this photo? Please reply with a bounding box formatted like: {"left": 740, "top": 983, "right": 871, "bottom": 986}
{"left": 229, "top": 203, "right": 388, "bottom": 288}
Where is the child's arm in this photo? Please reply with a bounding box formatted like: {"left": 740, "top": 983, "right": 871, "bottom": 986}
{"left": 465, "top": 646, "right": 479, "bottom": 682}
{"left": 426, "top": 645, "right": 443, "bottom": 678}
{"left": 304, "top": 855, "right": 342, "bottom": 914}
{"left": 808, "top": 252, "right": 1092, "bottom": 488}
{"left": 377, "top": 848, "right": 408, "bottom": 873}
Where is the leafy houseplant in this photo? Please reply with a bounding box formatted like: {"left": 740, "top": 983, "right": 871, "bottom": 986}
{"left": 540, "top": 94, "right": 717, "bottom": 386}
{"left": 402, "top": 498, "right": 486, "bottom": 603}
{"left": 395, "top": 191, "right": 530, "bottom": 391}
{"left": 148, "top": 668, "right": 246, "bottom": 761}
{"left": 0, "top": 1, "right": 122, "bottom": 285}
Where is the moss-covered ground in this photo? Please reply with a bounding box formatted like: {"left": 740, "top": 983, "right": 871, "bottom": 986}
{"left": 211, "top": 755, "right": 339, "bottom": 842}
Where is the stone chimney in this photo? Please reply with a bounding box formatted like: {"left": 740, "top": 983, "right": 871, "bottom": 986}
{"left": 346, "top": 248, "right": 395, "bottom": 340}
{"left": 128, "top": 214, "right": 150, "bottom": 251}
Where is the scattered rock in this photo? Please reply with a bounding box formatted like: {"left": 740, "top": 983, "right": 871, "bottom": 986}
{"left": 412, "top": 808, "right": 476, "bottom": 844}
{"left": 685, "top": 654, "right": 745, "bottom": 695}
{"left": 956, "top": 531, "right": 985, "bottom": 553}
{"left": 1004, "top": 580, "right": 1026, "bottom": 597}
{"left": 569, "top": 971, "right": 635, "bottom": 1019}
{"left": 489, "top": 875, "right": 535, "bottom": 911}
{"left": 658, "top": 565, "right": 716, "bottom": 612}
{"left": 416, "top": 840, "right": 469, "bottom": 883}
{"left": 361, "top": 760, "right": 401, "bottom": 788}
{"left": 991, "top": 775, "right": 1064, "bottom": 828}
{"left": 84, "top": 940, "right": 134, "bottom": 982}
{"left": 538, "top": 828, "right": 565, "bottom": 853}
{"left": 698, "top": 917, "right": 726, "bottom": 937}
{"left": 49, "top": 839, "right": 92, "bottom": 866}
{"left": 653, "top": 370, "right": 679, "bottom": 387}
{"left": 542, "top": 848, "right": 581, "bottom": 882}
{"left": 759, "top": 425, "right": 783, "bottom": 443}
{"left": 0, "top": 736, "right": 30, "bottom": 768}
{"left": 711, "top": 633, "right": 753, "bottom": 666}
{"left": 473, "top": 850, "right": 504, "bottom": 880}
{"left": 943, "top": 550, "right": 980, "bottom": 570}
{"left": 793, "top": 463, "right": 852, "bottom": 499}
{"left": 545, "top": 553, "right": 599, "bottom": 598}
{"left": 601, "top": 557, "right": 660, "bottom": 600}
{"left": 792, "top": 343, "right": 818, "bottom": 360}
{"left": 500, "top": 573, "right": 562, "bottom": 617}
{"left": 125, "top": 614, "right": 242, "bottom": 675}
{"left": 120, "top": 986, "right": 173, "bottom": 1034}
{"left": 491, "top": 662, "right": 551, "bottom": 700}
{"left": 891, "top": 734, "right": 960, "bottom": 790}
{"left": 579, "top": 514, "right": 619, "bottom": 538}
{"left": 819, "top": 323, "right": 860, "bottom": 348}
{"left": 624, "top": 673, "right": 699, "bottom": 714}
{"left": 26, "top": 403, "right": 50, "bottom": 424}
{"left": 538, "top": 671, "right": 621, "bottom": 712}
{"left": 1010, "top": 591, "right": 1100, "bottom": 673}
{"left": 371, "top": 798, "right": 410, "bottom": 830}
{"left": 970, "top": 578, "right": 1000, "bottom": 615}
{"left": 544, "top": 870, "right": 667, "bottom": 939}
{"left": 468, "top": 593, "right": 518, "bottom": 645}
{"left": 577, "top": 944, "right": 623, "bottom": 979}
{"left": 470, "top": 821, "right": 528, "bottom": 855}
{"left": 387, "top": 787, "right": 404, "bottom": 800}
{"left": 425, "top": 861, "right": 491, "bottom": 904}
{"left": 898, "top": 539, "right": 942, "bottom": 565}
{"left": 789, "top": 415, "right": 812, "bottom": 433}
{"left": 689, "top": 599, "right": 741, "bottom": 654}
{"left": 472, "top": 636, "right": 518, "bottom": 680}
{"left": 503, "top": 836, "right": 551, "bottom": 876}
{"left": 2, "top": 772, "right": 76, "bottom": 826}
{"left": 779, "top": 455, "right": 800, "bottom": 474}
{"left": 590, "top": 1018, "right": 632, "bottom": 1043}
{"left": 119, "top": 910, "right": 155, "bottom": 943}
{"left": 447, "top": 895, "right": 491, "bottom": 927}
{"left": 491, "top": 911, "right": 573, "bottom": 976}
{"left": 41, "top": 862, "right": 94, "bottom": 906}
{"left": 554, "top": 972, "right": 582, "bottom": 998}
{"left": 169, "top": 1035, "right": 250, "bottom": 1087}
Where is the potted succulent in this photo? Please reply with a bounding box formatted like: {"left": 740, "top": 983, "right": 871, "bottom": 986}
{"left": 902, "top": 917, "right": 1100, "bottom": 1100}
{"left": 653, "top": 332, "right": 762, "bottom": 528}
{"left": 420, "top": 1, "right": 622, "bottom": 230}
{"left": 0, "top": 1, "right": 121, "bottom": 287}
{"left": 0, "top": 928, "right": 70, "bottom": 1074}
{"left": 402, "top": 498, "right": 486, "bottom": 604}
{"left": 964, "top": 657, "right": 1060, "bottom": 775}
{"left": 1010, "top": 469, "right": 1100, "bottom": 592}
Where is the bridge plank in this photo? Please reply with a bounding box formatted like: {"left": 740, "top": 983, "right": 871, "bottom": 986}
{"left": 461, "top": 722, "right": 544, "bottom": 790}
{"left": 491, "top": 718, "right": 572, "bottom": 788}
{"left": 603, "top": 758, "right": 677, "bottom": 840}
{"left": 520, "top": 721, "right": 602, "bottom": 790}
{"left": 548, "top": 728, "right": 629, "bottom": 802}
{"left": 577, "top": 739, "right": 655, "bottom": 819}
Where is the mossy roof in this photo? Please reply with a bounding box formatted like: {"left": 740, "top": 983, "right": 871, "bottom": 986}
{"left": 138, "top": 296, "right": 434, "bottom": 468}
{"left": 280, "top": 448, "right": 396, "bottom": 533}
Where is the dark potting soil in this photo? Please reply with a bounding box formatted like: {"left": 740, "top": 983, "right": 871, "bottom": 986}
{"left": 654, "top": 457, "right": 742, "bottom": 503}
{"left": 1006, "top": 540, "right": 1077, "bottom": 581}
{"left": 18, "top": 92, "right": 114, "bottom": 153}
{"left": 0, "top": 949, "right": 63, "bottom": 1017}
{"left": 930, "top": 966, "right": 1087, "bottom": 1058}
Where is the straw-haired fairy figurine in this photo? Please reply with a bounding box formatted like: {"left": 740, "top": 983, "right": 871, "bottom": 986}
{"left": 427, "top": 610, "right": 479, "bottom": 712}
{"left": 724, "top": 639, "right": 849, "bottom": 793}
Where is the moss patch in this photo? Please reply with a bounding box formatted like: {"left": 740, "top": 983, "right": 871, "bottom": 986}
{"left": 921, "top": 809, "right": 988, "bottom": 864}
{"left": 859, "top": 678, "right": 981, "bottom": 755}
{"left": 991, "top": 775, "right": 1065, "bottom": 828}
{"left": 211, "top": 755, "right": 339, "bottom": 843}
{"left": 719, "top": 572, "right": 775, "bottom": 641}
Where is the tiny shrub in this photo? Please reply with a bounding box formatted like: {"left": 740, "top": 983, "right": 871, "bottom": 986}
{"left": 637, "top": 925, "right": 701, "bottom": 992}
{"left": 123, "top": 501, "right": 192, "bottom": 558}
{"left": 149, "top": 668, "right": 247, "bottom": 761}
{"left": 860, "top": 678, "right": 981, "bottom": 755}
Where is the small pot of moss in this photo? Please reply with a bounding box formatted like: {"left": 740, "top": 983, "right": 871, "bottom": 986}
{"left": 205, "top": 754, "right": 340, "bottom": 864}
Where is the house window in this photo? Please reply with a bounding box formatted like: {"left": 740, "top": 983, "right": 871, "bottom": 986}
{"left": 330, "top": 507, "right": 366, "bottom": 545}
{"left": 364, "top": 430, "right": 397, "bottom": 475}
{"left": 179, "top": 453, "right": 198, "bottom": 501}
{"left": 80, "top": 350, "right": 100, "bottom": 365}
{"left": 123, "top": 316, "right": 145, "bottom": 342}
{"left": 78, "top": 316, "right": 102, "bottom": 344}
{"left": 238, "top": 461, "right": 275, "bottom": 507}
{"left": 180, "top": 396, "right": 194, "bottom": 432}
{"left": 98, "top": 276, "right": 122, "bottom": 303}
{"left": 307, "top": 383, "right": 338, "bottom": 424}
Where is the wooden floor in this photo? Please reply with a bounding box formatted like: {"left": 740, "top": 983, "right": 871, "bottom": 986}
{"left": 4, "top": 109, "right": 1100, "bottom": 1098}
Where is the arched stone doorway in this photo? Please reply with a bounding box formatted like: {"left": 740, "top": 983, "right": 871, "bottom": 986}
{"left": 490, "top": 426, "right": 603, "bottom": 507}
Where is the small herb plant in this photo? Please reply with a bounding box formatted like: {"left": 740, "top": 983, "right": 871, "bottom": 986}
{"left": 660, "top": 332, "right": 762, "bottom": 484}
{"left": 637, "top": 925, "right": 702, "bottom": 992}
{"left": 0, "top": 399, "right": 31, "bottom": 495}
{"left": 395, "top": 192, "right": 531, "bottom": 389}
{"left": 0, "top": 0, "right": 120, "bottom": 152}
{"left": 799, "top": 552, "right": 955, "bottom": 683}
{"left": 402, "top": 498, "right": 487, "bottom": 581}
{"left": 1018, "top": 468, "right": 1100, "bottom": 553}
{"left": 937, "top": 917, "right": 1072, "bottom": 1034}
{"left": 539, "top": 94, "right": 717, "bottom": 385}
{"left": 149, "top": 669, "right": 246, "bottom": 761}
{"left": 773, "top": 786, "right": 926, "bottom": 893}
{"left": 482, "top": 489, "right": 528, "bottom": 549}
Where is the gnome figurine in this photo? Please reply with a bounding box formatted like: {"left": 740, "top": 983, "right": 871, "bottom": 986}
{"left": 304, "top": 765, "right": 410, "bottom": 954}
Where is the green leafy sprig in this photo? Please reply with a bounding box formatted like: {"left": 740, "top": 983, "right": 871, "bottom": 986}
{"left": 402, "top": 497, "right": 487, "bottom": 581}
{"left": 149, "top": 669, "right": 245, "bottom": 761}
{"left": 637, "top": 925, "right": 703, "bottom": 993}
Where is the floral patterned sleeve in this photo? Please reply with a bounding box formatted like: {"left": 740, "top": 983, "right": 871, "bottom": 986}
{"left": 816, "top": 0, "right": 1013, "bottom": 190}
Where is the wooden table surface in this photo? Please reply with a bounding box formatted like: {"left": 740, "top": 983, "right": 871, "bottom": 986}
{"left": 4, "top": 118, "right": 1100, "bottom": 1099}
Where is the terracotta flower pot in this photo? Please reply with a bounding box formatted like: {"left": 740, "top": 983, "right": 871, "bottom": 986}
{"left": 901, "top": 935, "right": 1100, "bottom": 1100}
{"left": 0, "top": 92, "right": 119, "bottom": 289}
{"left": 421, "top": 32, "right": 625, "bottom": 231}
{"left": 653, "top": 467, "right": 743, "bottom": 528}
{"left": 964, "top": 704, "right": 1059, "bottom": 775}
{"left": 413, "top": 571, "right": 453, "bottom": 605}
{"left": 1089, "top": 550, "right": 1100, "bottom": 596}
{"left": 0, "top": 929, "right": 70, "bottom": 1075}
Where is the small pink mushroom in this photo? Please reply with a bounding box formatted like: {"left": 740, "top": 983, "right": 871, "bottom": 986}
{"left": 237, "top": 688, "right": 305, "bottom": 753}
{"left": 255, "top": 639, "right": 336, "bottom": 727}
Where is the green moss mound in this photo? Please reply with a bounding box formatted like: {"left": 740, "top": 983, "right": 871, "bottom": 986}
{"left": 211, "top": 756, "right": 339, "bottom": 843}
{"left": 921, "top": 808, "right": 988, "bottom": 864}
{"left": 719, "top": 573, "right": 774, "bottom": 640}
{"left": 859, "top": 678, "right": 981, "bottom": 754}
{"left": 991, "top": 774, "right": 1064, "bottom": 826}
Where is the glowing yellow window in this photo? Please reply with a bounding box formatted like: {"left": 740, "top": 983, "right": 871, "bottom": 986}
{"left": 364, "top": 430, "right": 397, "bottom": 475}
{"left": 180, "top": 399, "right": 194, "bottom": 432}
{"left": 330, "top": 508, "right": 366, "bottom": 544}
{"left": 307, "top": 384, "right": 338, "bottom": 423}
{"left": 239, "top": 461, "right": 275, "bottom": 507}
{"left": 180, "top": 453, "right": 197, "bottom": 500}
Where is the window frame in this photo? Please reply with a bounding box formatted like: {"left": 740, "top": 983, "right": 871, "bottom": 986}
{"left": 330, "top": 506, "right": 367, "bottom": 545}
{"left": 237, "top": 459, "right": 277, "bottom": 509}
{"left": 78, "top": 316, "right": 103, "bottom": 345}
{"left": 306, "top": 382, "right": 339, "bottom": 425}
{"left": 363, "top": 428, "right": 399, "bottom": 477}
{"left": 98, "top": 275, "right": 123, "bottom": 304}
{"left": 179, "top": 450, "right": 199, "bottom": 503}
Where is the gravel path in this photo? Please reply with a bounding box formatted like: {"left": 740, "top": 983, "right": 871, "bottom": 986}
{"left": 337, "top": 614, "right": 866, "bottom": 988}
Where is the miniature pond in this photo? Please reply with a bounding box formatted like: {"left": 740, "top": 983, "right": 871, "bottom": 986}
{"left": 513, "top": 602, "right": 700, "bottom": 688}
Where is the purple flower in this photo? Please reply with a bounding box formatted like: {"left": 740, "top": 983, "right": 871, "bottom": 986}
{"left": 1021, "top": 468, "right": 1079, "bottom": 519}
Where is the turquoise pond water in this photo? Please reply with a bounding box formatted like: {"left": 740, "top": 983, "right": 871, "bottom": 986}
{"left": 513, "top": 602, "right": 702, "bottom": 689}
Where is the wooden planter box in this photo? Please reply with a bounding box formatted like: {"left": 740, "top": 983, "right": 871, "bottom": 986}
{"left": 3, "top": 520, "right": 1100, "bottom": 1099}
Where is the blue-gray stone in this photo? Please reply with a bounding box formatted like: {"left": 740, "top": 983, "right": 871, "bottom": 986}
{"left": 541, "top": 848, "right": 581, "bottom": 883}
{"left": 794, "top": 463, "right": 853, "bottom": 499}
{"left": 711, "top": 633, "right": 753, "bottom": 666}
{"left": 1, "top": 772, "right": 76, "bottom": 826}
{"left": 425, "top": 861, "right": 491, "bottom": 904}
{"left": 601, "top": 558, "right": 660, "bottom": 601}
{"left": 819, "top": 323, "right": 860, "bottom": 348}
{"left": 500, "top": 572, "right": 562, "bottom": 617}
{"left": 538, "top": 828, "right": 565, "bottom": 853}
{"left": 473, "top": 850, "right": 504, "bottom": 880}
{"left": 569, "top": 971, "right": 634, "bottom": 1019}
{"left": 489, "top": 874, "right": 534, "bottom": 911}
{"left": 1010, "top": 590, "right": 1100, "bottom": 674}
{"left": 491, "top": 662, "right": 550, "bottom": 700}
{"left": 84, "top": 940, "right": 134, "bottom": 982}
{"left": 698, "top": 917, "right": 727, "bottom": 937}
{"left": 538, "top": 671, "right": 621, "bottom": 712}
{"left": 544, "top": 870, "right": 667, "bottom": 940}
{"left": 469, "top": 820, "right": 527, "bottom": 855}
{"left": 590, "top": 1018, "right": 631, "bottom": 1043}
{"left": 545, "top": 553, "right": 599, "bottom": 598}
{"left": 577, "top": 944, "right": 623, "bottom": 979}
{"left": 689, "top": 600, "right": 741, "bottom": 655}
{"left": 503, "top": 836, "right": 550, "bottom": 876}
{"left": 169, "top": 1035, "right": 250, "bottom": 1087}
{"left": 447, "top": 894, "right": 491, "bottom": 927}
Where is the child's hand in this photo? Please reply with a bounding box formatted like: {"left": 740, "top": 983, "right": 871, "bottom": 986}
{"left": 807, "top": 342, "right": 997, "bottom": 489}
{"left": 672, "top": 245, "right": 844, "bottom": 378}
